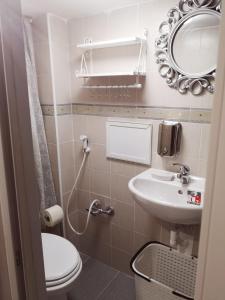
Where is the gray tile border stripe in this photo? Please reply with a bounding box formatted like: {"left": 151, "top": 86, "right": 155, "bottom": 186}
{"left": 41, "top": 103, "right": 211, "bottom": 123}
{"left": 41, "top": 105, "right": 55, "bottom": 116}
{"left": 41, "top": 104, "right": 72, "bottom": 116}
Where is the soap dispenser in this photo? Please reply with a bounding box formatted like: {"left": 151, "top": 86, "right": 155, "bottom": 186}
{"left": 157, "top": 121, "right": 182, "bottom": 157}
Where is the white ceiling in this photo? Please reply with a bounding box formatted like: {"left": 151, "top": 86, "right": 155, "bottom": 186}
{"left": 21, "top": 0, "right": 140, "bottom": 20}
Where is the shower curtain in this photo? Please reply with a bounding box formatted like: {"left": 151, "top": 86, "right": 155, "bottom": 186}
{"left": 23, "top": 19, "right": 57, "bottom": 210}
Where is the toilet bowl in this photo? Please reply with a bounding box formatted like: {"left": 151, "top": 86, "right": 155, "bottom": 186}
{"left": 41, "top": 233, "right": 82, "bottom": 296}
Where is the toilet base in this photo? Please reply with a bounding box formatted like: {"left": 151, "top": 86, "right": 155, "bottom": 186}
{"left": 48, "top": 293, "right": 68, "bottom": 300}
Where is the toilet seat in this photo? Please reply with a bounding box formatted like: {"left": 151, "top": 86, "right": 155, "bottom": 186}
{"left": 46, "top": 259, "right": 82, "bottom": 287}
{"left": 41, "top": 233, "right": 82, "bottom": 294}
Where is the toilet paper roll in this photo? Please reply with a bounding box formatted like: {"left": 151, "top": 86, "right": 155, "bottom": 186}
{"left": 43, "top": 205, "right": 64, "bottom": 227}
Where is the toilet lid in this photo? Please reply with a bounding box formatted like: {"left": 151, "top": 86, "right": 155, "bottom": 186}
{"left": 41, "top": 233, "right": 80, "bottom": 282}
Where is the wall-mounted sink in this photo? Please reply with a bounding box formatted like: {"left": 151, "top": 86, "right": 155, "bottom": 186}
{"left": 128, "top": 168, "right": 205, "bottom": 224}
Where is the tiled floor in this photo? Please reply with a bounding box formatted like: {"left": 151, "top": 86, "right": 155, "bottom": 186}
{"left": 68, "top": 253, "right": 135, "bottom": 300}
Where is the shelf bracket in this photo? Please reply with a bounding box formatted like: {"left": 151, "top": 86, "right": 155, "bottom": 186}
{"left": 136, "top": 29, "right": 148, "bottom": 75}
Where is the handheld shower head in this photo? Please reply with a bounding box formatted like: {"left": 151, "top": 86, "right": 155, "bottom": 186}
{"left": 80, "top": 135, "right": 90, "bottom": 153}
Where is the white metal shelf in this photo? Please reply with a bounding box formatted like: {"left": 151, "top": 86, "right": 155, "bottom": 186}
{"left": 76, "top": 71, "right": 146, "bottom": 78}
{"left": 77, "top": 37, "right": 146, "bottom": 50}
{"left": 76, "top": 30, "right": 148, "bottom": 90}
{"left": 81, "top": 83, "right": 142, "bottom": 89}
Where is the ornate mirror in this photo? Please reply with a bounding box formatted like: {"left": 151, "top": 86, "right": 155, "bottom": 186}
{"left": 155, "top": 0, "right": 221, "bottom": 95}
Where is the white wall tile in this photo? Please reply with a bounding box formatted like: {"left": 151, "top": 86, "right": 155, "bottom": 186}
{"left": 37, "top": 74, "right": 53, "bottom": 105}
{"left": 68, "top": 0, "right": 214, "bottom": 109}
{"left": 107, "top": 5, "right": 139, "bottom": 39}
{"left": 48, "top": 14, "right": 69, "bottom": 46}
{"left": 33, "top": 41, "right": 51, "bottom": 76}
{"left": 57, "top": 115, "right": 73, "bottom": 143}
{"left": 84, "top": 13, "right": 108, "bottom": 42}
{"left": 48, "top": 15, "right": 71, "bottom": 104}
{"left": 32, "top": 15, "right": 49, "bottom": 44}
{"left": 59, "top": 142, "right": 75, "bottom": 194}
{"left": 199, "top": 124, "right": 211, "bottom": 160}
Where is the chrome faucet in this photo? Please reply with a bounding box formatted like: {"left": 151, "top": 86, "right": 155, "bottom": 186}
{"left": 86, "top": 202, "right": 114, "bottom": 216}
{"left": 173, "top": 163, "right": 190, "bottom": 185}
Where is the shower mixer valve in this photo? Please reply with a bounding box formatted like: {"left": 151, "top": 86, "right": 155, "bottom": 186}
{"left": 80, "top": 135, "right": 90, "bottom": 153}
{"left": 86, "top": 201, "right": 114, "bottom": 216}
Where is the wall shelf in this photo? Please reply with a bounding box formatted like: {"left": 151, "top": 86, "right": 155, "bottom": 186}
{"left": 77, "top": 37, "right": 146, "bottom": 50}
{"left": 76, "top": 71, "right": 146, "bottom": 78}
{"left": 76, "top": 30, "right": 148, "bottom": 90}
{"left": 81, "top": 83, "right": 143, "bottom": 89}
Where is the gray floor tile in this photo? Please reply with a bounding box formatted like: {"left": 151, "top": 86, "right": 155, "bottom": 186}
{"left": 80, "top": 252, "right": 89, "bottom": 264}
{"left": 97, "top": 273, "right": 135, "bottom": 300}
{"left": 68, "top": 258, "right": 119, "bottom": 300}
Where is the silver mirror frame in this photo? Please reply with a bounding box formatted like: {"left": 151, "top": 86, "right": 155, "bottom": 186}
{"left": 155, "top": 0, "right": 221, "bottom": 95}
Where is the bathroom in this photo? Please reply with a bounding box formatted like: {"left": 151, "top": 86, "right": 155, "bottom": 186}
{"left": 0, "top": 0, "right": 224, "bottom": 299}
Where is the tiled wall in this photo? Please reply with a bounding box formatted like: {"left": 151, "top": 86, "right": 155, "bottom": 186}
{"left": 48, "top": 14, "right": 71, "bottom": 105}
{"left": 68, "top": 0, "right": 213, "bottom": 109}
{"left": 44, "top": 107, "right": 209, "bottom": 273}
{"left": 62, "top": 114, "right": 206, "bottom": 274}
{"left": 33, "top": 0, "right": 212, "bottom": 274}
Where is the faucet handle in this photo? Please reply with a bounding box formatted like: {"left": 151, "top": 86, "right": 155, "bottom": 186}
{"left": 172, "top": 163, "right": 190, "bottom": 175}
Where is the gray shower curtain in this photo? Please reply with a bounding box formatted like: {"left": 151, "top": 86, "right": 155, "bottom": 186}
{"left": 23, "top": 19, "right": 57, "bottom": 210}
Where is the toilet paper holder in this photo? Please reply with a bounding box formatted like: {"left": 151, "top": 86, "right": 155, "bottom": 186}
{"left": 42, "top": 205, "right": 64, "bottom": 227}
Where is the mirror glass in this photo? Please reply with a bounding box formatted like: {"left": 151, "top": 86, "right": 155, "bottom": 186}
{"left": 170, "top": 12, "right": 220, "bottom": 77}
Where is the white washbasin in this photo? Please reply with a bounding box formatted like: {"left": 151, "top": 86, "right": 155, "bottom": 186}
{"left": 128, "top": 168, "right": 205, "bottom": 224}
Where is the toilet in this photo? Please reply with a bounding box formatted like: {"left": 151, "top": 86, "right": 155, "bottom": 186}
{"left": 41, "top": 233, "right": 82, "bottom": 298}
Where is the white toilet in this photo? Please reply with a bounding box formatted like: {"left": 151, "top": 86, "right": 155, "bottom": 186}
{"left": 41, "top": 233, "right": 82, "bottom": 299}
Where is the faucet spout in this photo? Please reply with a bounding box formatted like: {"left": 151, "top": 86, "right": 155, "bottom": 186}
{"left": 173, "top": 163, "right": 190, "bottom": 184}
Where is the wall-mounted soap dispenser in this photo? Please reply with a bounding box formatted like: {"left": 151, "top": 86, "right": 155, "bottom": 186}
{"left": 157, "top": 121, "right": 182, "bottom": 157}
